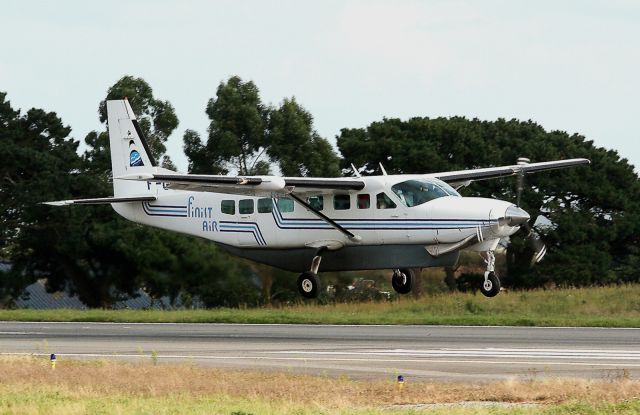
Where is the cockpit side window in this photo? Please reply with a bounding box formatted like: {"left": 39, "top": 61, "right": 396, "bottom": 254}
{"left": 391, "top": 179, "right": 458, "bottom": 207}
{"left": 436, "top": 180, "right": 461, "bottom": 197}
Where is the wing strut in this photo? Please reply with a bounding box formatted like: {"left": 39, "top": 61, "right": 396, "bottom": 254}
{"left": 287, "top": 193, "right": 362, "bottom": 243}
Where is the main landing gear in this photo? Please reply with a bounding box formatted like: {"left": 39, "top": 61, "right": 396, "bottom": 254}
{"left": 297, "top": 249, "right": 324, "bottom": 299}
{"left": 391, "top": 268, "right": 415, "bottom": 295}
{"left": 480, "top": 251, "right": 501, "bottom": 297}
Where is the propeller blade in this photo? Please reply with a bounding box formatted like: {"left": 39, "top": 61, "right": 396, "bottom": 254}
{"left": 522, "top": 222, "right": 547, "bottom": 265}
{"left": 533, "top": 243, "right": 547, "bottom": 263}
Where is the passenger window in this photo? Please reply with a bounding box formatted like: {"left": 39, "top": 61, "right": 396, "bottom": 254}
{"left": 357, "top": 194, "right": 370, "bottom": 209}
{"left": 221, "top": 200, "right": 235, "bottom": 215}
{"left": 257, "top": 198, "right": 273, "bottom": 213}
{"left": 307, "top": 195, "right": 324, "bottom": 211}
{"left": 239, "top": 199, "right": 254, "bottom": 214}
{"left": 277, "top": 197, "right": 295, "bottom": 213}
{"left": 334, "top": 194, "right": 351, "bottom": 210}
{"left": 376, "top": 192, "right": 397, "bottom": 209}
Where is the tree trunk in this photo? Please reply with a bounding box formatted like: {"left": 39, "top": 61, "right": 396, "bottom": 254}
{"left": 444, "top": 266, "right": 458, "bottom": 291}
{"left": 412, "top": 268, "right": 423, "bottom": 298}
{"left": 261, "top": 271, "right": 273, "bottom": 304}
{"left": 248, "top": 262, "right": 274, "bottom": 304}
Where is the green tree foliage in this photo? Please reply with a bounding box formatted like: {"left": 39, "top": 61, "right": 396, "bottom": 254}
{"left": 97, "top": 76, "right": 178, "bottom": 168}
{"left": 0, "top": 92, "right": 85, "bottom": 302}
{"left": 128, "top": 230, "right": 259, "bottom": 308}
{"left": 267, "top": 97, "right": 340, "bottom": 177}
{"left": 0, "top": 91, "right": 170, "bottom": 306}
{"left": 338, "top": 117, "right": 640, "bottom": 288}
{"left": 185, "top": 76, "right": 268, "bottom": 175}
{"left": 0, "top": 78, "right": 260, "bottom": 307}
{"left": 184, "top": 76, "right": 340, "bottom": 178}
{"left": 74, "top": 77, "right": 258, "bottom": 307}
{"left": 183, "top": 129, "right": 226, "bottom": 175}
{"left": 182, "top": 77, "right": 341, "bottom": 302}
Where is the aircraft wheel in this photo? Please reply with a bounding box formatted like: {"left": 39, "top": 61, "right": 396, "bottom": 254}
{"left": 297, "top": 271, "right": 320, "bottom": 299}
{"left": 480, "top": 272, "right": 501, "bottom": 297}
{"left": 391, "top": 268, "right": 414, "bottom": 294}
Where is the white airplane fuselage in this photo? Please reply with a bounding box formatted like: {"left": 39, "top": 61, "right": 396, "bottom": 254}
{"left": 113, "top": 174, "right": 521, "bottom": 253}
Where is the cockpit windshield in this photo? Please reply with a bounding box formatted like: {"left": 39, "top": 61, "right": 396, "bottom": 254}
{"left": 391, "top": 178, "right": 460, "bottom": 207}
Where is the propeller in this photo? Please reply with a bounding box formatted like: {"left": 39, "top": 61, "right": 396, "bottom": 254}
{"left": 515, "top": 157, "right": 547, "bottom": 265}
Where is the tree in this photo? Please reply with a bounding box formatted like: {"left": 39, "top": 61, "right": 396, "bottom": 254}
{"left": 1, "top": 77, "right": 262, "bottom": 307}
{"left": 0, "top": 92, "right": 93, "bottom": 303}
{"left": 74, "top": 77, "right": 258, "bottom": 306}
{"left": 183, "top": 129, "right": 226, "bottom": 175}
{"left": 183, "top": 77, "right": 342, "bottom": 303}
{"left": 97, "top": 76, "right": 178, "bottom": 168}
{"left": 184, "top": 77, "right": 341, "bottom": 178}
{"left": 185, "top": 76, "right": 268, "bottom": 175}
{"left": 49, "top": 76, "right": 187, "bottom": 306}
{"left": 338, "top": 117, "right": 640, "bottom": 288}
{"left": 267, "top": 97, "right": 340, "bottom": 177}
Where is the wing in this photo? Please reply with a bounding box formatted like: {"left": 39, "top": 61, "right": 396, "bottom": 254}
{"left": 117, "top": 173, "right": 365, "bottom": 196}
{"left": 429, "top": 158, "right": 590, "bottom": 188}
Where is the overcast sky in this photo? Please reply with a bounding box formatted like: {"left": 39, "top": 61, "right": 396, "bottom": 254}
{"left": 1, "top": 0, "right": 638, "bottom": 172}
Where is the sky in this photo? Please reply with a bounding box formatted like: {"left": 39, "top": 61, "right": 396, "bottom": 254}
{"left": 1, "top": 0, "right": 638, "bottom": 172}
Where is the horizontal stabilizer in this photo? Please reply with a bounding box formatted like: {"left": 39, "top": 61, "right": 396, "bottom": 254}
{"left": 44, "top": 195, "right": 156, "bottom": 206}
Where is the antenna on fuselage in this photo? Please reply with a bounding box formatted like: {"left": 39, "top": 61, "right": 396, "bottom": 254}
{"left": 350, "top": 163, "right": 362, "bottom": 178}
{"left": 379, "top": 163, "right": 388, "bottom": 176}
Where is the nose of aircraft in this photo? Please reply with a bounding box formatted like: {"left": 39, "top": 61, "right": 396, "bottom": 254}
{"left": 502, "top": 205, "right": 530, "bottom": 227}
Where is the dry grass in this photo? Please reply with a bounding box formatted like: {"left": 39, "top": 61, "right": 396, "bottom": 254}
{"left": 0, "top": 356, "right": 639, "bottom": 408}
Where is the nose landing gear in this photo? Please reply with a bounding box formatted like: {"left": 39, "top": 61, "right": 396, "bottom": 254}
{"left": 391, "top": 268, "right": 415, "bottom": 294}
{"left": 480, "top": 251, "right": 501, "bottom": 297}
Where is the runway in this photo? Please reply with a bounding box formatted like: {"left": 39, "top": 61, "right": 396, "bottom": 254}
{"left": 1, "top": 322, "right": 639, "bottom": 381}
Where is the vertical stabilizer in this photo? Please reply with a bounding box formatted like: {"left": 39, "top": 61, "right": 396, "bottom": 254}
{"left": 107, "top": 99, "right": 156, "bottom": 197}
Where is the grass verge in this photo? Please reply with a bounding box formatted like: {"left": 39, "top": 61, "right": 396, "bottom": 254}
{"left": 0, "top": 356, "right": 639, "bottom": 414}
{"left": 2, "top": 285, "right": 640, "bottom": 326}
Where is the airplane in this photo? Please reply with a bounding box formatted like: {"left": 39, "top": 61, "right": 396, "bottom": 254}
{"left": 46, "top": 99, "right": 590, "bottom": 299}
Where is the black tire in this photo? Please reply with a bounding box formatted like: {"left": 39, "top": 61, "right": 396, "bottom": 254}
{"left": 480, "top": 272, "right": 501, "bottom": 297}
{"left": 297, "top": 271, "right": 321, "bottom": 299}
{"left": 391, "top": 268, "right": 414, "bottom": 295}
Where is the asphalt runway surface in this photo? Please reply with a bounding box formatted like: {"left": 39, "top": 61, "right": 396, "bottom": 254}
{"left": 1, "top": 322, "right": 639, "bottom": 381}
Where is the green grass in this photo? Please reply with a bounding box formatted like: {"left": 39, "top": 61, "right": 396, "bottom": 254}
{"left": 1, "top": 389, "right": 639, "bottom": 415}
{"left": 3, "top": 285, "right": 640, "bottom": 327}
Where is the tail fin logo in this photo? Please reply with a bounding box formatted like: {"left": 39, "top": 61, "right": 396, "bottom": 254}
{"left": 128, "top": 139, "right": 145, "bottom": 167}
{"left": 130, "top": 150, "right": 144, "bottom": 167}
